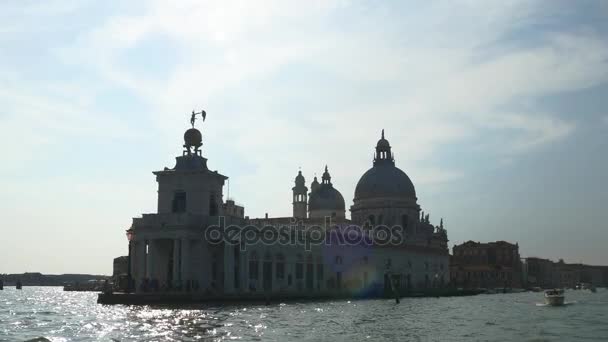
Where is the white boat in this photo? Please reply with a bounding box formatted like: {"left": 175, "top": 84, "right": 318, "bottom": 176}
{"left": 544, "top": 289, "right": 565, "bottom": 306}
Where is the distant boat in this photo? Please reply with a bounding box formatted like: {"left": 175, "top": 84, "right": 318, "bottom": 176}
{"left": 16, "top": 281, "right": 22, "bottom": 290}
{"left": 544, "top": 289, "right": 565, "bottom": 306}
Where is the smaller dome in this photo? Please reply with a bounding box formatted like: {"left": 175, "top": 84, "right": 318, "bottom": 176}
{"left": 295, "top": 170, "right": 305, "bottom": 183}
{"left": 309, "top": 185, "right": 345, "bottom": 211}
{"left": 184, "top": 128, "right": 202, "bottom": 148}
{"left": 377, "top": 138, "right": 390, "bottom": 149}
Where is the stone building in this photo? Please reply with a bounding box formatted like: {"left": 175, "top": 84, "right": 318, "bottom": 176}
{"left": 125, "top": 119, "right": 449, "bottom": 298}
{"left": 523, "top": 258, "right": 608, "bottom": 288}
{"left": 523, "top": 257, "right": 555, "bottom": 288}
{"left": 450, "top": 240, "right": 522, "bottom": 289}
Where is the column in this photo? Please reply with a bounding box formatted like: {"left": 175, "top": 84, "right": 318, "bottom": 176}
{"left": 146, "top": 240, "right": 155, "bottom": 281}
{"left": 223, "top": 243, "right": 235, "bottom": 294}
{"left": 312, "top": 259, "right": 317, "bottom": 292}
{"left": 239, "top": 246, "right": 247, "bottom": 293}
{"left": 173, "top": 239, "right": 180, "bottom": 287}
{"left": 181, "top": 238, "right": 190, "bottom": 286}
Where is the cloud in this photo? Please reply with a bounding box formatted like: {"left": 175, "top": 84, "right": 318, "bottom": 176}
{"left": 2, "top": 1, "right": 608, "bottom": 273}
{"left": 33, "top": 1, "right": 608, "bottom": 216}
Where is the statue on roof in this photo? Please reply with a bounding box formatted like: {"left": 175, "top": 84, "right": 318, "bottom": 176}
{"left": 190, "top": 109, "right": 207, "bottom": 128}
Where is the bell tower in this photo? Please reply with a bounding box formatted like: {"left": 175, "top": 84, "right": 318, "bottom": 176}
{"left": 292, "top": 170, "right": 308, "bottom": 219}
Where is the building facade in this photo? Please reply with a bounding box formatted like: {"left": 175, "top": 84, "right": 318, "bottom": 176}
{"left": 126, "top": 121, "right": 449, "bottom": 298}
{"left": 523, "top": 257, "right": 608, "bottom": 289}
{"left": 450, "top": 241, "right": 522, "bottom": 289}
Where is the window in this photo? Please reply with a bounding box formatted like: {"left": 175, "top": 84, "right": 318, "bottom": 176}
{"left": 335, "top": 255, "right": 343, "bottom": 265}
{"left": 209, "top": 193, "right": 218, "bottom": 216}
{"left": 363, "top": 256, "right": 368, "bottom": 265}
{"left": 234, "top": 246, "right": 240, "bottom": 290}
{"left": 172, "top": 191, "right": 187, "bottom": 213}
{"left": 212, "top": 253, "right": 218, "bottom": 281}
{"left": 401, "top": 214, "right": 408, "bottom": 229}
{"left": 317, "top": 263, "right": 324, "bottom": 280}
{"left": 296, "top": 254, "right": 303, "bottom": 280}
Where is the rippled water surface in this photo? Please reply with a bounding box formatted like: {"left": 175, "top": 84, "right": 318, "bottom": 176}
{"left": 1, "top": 287, "right": 607, "bottom": 341}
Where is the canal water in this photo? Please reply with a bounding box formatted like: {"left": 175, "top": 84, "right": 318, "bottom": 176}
{"left": 1, "top": 287, "right": 607, "bottom": 341}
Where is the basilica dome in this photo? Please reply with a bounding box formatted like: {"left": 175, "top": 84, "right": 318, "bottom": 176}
{"left": 354, "top": 163, "right": 416, "bottom": 200}
{"left": 354, "top": 130, "right": 416, "bottom": 201}
{"left": 308, "top": 166, "right": 346, "bottom": 212}
{"left": 309, "top": 185, "right": 346, "bottom": 211}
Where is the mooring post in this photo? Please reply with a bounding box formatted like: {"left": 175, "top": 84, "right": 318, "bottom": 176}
{"left": 389, "top": 272, "right": 400, "bottom": 304}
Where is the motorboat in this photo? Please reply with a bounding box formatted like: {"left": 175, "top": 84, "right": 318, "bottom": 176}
{"left": 544, "top": 289, "right": 565, "bottom": 306}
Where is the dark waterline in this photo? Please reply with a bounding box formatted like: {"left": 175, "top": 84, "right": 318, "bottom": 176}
{"left": 1, "top": 287, "right": 607, "bottom": 341}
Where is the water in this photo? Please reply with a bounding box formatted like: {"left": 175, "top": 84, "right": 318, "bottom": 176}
{"left": 1, "top": 287, "right": 607, "bottom": 341}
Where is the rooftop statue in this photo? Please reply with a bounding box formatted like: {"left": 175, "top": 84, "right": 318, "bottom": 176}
{"left": 184, "top": 109, "right": 207, "bottom": 156}
{"left": 190, "top": 109, "right": 207, "bottom": 127}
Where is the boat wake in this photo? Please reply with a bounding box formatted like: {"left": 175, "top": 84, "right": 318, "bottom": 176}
{"left": 535, "top": 301, "right": 577, "bottom": 307}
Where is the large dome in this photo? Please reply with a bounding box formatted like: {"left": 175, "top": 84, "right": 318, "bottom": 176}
{"left": 309, "top": 185, "right": 345, "bottom": 211}
{"left": 354, "top": 163, "right": 416, "bottom": 200}
{"left": 354, "top": 130, "right": 416, "bottom": 201}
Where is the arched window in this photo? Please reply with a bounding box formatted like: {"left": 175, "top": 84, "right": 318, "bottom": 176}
{"left": 172, "top": 191, "right": 187, "bottom": 213}
{"left": 249, "top": 251, "right": 259, "bottom": 280}
{"left": 276, "top": 254, "right": 285, "bottom": 280}
{"left": 296, "top": 254, "right": 303, "bottom": 280}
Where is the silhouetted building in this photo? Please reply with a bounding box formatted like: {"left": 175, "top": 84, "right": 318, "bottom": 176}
{"left": 450, "top": 241, "right": 522, "bottom": 289}
{"left": 125, "top": 119, "right": 450, "bottom": 298}
{"left": 523, "top": 258, "right": 608, "bottom": 288}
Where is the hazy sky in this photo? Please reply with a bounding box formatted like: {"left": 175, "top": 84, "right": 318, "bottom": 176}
{"left": 1, "top": 0, "right": 607, "bottom": 275}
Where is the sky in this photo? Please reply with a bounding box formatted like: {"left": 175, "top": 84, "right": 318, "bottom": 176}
{"left": 1, "top": 0, "right": 607, "bottom": 275}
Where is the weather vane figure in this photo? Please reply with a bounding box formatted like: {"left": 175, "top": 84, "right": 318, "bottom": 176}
{"left": 190, "top": 109, "right": 207, "bottom": 127}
